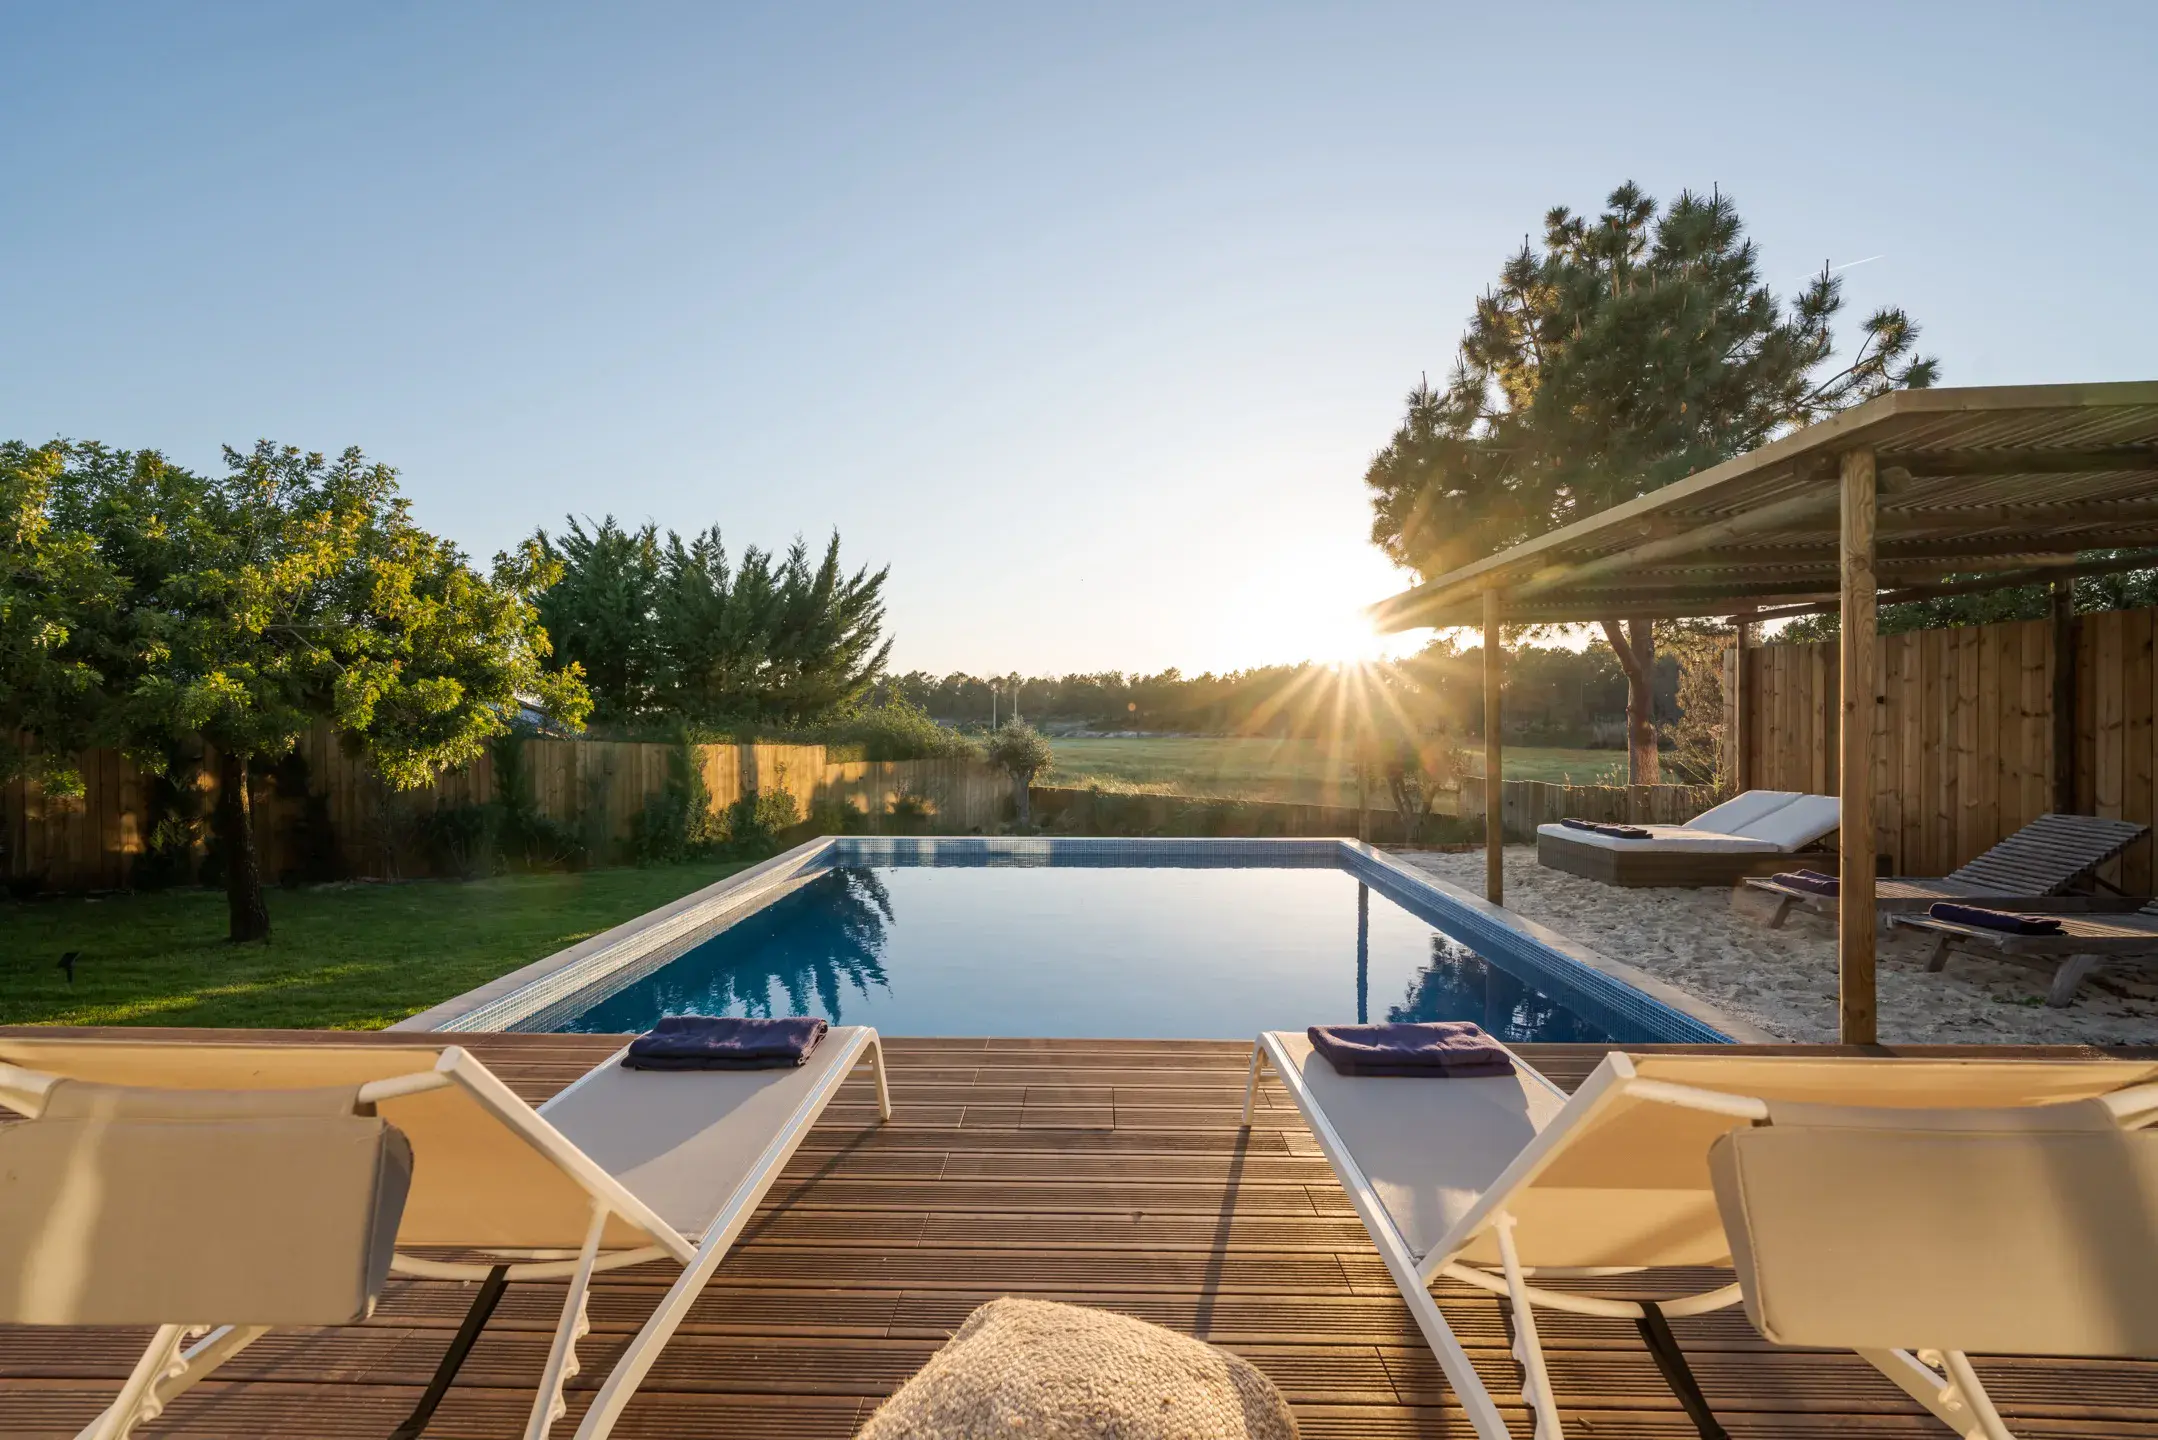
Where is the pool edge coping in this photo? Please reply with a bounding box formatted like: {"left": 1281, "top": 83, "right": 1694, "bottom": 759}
{"left": 1340, "top": 843, "right": 1775, "bottom": 1044}
{"left": 396, "top": 835, "right": 1771, "bottom": 1043}
{"left": 390, "top": 836, "right": 841, "bottom": 1033}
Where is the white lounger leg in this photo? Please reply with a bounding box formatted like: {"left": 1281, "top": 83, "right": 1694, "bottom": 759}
{"left": 1859, "top": 1347, "right": 2017, "bottom": 1440}
{"left": 870, "top": 1034, "right": 893, "bottom": 1119}
{"left": 77, "top": 1323, "right": 269, "bottom": 1440}
{"left": 526, "top": 1202, "right": 610, "bottom": 1440}
{"left": 1494, "top": 1214, "right": 1563, "bottom": 1440}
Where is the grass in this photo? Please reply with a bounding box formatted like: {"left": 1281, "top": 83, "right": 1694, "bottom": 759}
{"left": 1, "top": 860, "right": 750, "bottom": 1031}
{"left": 1042, "top": 735, "right": 1628, "bottom": 804}
{"left": 1463, "top": 746, "right": 1630, "bottom": 786}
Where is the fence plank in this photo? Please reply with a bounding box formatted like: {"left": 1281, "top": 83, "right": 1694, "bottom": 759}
{"left": 2125, "top": 608, "right": 2156, "bottom": 895}
{"left": 1723, "top": 607, "right": 2158, "bottom": 880}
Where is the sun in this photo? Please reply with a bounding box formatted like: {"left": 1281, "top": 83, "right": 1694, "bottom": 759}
{"left": 1268, "top": 604, "right": 1420, "bottom": 668}
{"left": 1201, "top": 557, "right": 1430, "bottom": 671}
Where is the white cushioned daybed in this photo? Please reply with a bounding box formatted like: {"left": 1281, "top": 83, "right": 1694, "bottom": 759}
{"left": 1535, "top": 790, "right": 1841, "bottom": 887}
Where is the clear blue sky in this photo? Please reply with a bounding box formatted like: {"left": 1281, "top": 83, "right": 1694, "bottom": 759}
{"left": 6, "top": 3, "right": 2152, "bottom": 675}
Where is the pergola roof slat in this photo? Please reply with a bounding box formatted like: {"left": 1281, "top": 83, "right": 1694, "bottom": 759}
{"left": 1371, "top": 381, "right": 2158, "bottom": 631}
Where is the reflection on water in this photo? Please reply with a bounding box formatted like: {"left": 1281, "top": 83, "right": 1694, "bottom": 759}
{"left": 563, "top": 868, "right": 894, "bottom": 1032}
{"left": 555, "top": 863, "right": 1629, "bottom": 1041}
{"left": 1387, "top": 935, "right": 1612, "bottom": 1043}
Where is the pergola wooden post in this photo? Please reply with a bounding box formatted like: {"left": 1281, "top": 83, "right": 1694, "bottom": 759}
{"left": 1838, "top": 447, "right": 1879, "bottom": 1045}
{"left": 1483, "top": 587, "right": 1504, "bottom": 905}
{"left": 1731, "top": 608, "right": 1756, "bottom": 792}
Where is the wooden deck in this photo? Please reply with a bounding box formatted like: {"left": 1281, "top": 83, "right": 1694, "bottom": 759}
{"left": 6, "top": 1030, "right": 2158, "bottom": 1438}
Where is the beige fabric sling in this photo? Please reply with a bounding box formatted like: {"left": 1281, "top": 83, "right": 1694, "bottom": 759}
{"left": 1710, "top": 1097, "right": 2158, "bottom": 1355}
{"left": 0, "top": 1080, "right": 411, "bottom": 1326}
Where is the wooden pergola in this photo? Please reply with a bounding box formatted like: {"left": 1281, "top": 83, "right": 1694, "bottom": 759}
{"left": 1370, "top": 381, "right": 2158, "bottom": 1042}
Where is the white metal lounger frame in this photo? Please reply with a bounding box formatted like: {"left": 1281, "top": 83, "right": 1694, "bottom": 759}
{"left": 2, "top": 1033, "right": 892, "bottom": 1440}
{"left": 1244, "top": 1038, "right": 2156, "bottom": 1440}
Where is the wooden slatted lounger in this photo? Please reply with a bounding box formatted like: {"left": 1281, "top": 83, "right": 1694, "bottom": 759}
{"left": 1890, "top": 899, "right": 2158, "bottom": 1006}
{"left": 1743, "top": 813, "right": 2150, "bottom": 929}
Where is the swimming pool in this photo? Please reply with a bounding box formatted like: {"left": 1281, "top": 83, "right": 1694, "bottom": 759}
{"left": 428, "top": 838, "right": 1732, "bottom": 1043}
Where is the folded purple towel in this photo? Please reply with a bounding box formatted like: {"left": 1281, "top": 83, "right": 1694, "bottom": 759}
{"left": 1773, "top": 870, "right": 1839, "bottom": 896}
{"left": 1928, "top": 903, "right": 2064, "bottom": 936}
{"left": 624, "top": 1015, "right": 830, "bottom": 1070}
{"left": 1307, "top": 1022, "right": 1515, "bottom": 1078}
{"left": 1559, "top": 817, "right": 1653, "bottom": 841}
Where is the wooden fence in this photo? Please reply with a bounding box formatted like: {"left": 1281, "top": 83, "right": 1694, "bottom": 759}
{"left": 3, "top": 730, "right": 1011, "bottom": 891}
{"left": 1729, "top": 604, "right": 2158, "bottom": 893}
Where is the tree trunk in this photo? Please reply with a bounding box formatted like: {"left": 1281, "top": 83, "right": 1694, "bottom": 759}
{"left": 1012, "top": 771, "right": 1033, "bottom": 828}
{"left": 1600, "top": 617, "right": 1660, "bottom": 785}
{"left": 215, "top": 750, "right": 272, "bottom": 943}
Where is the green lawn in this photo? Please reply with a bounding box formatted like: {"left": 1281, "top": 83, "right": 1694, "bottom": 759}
{"left": 1042, "top": 735, "right": 1627, "bottom": 804}
{"left": 1463, "top": 746, "right": 1630, "bottom": 786}
{"left": 1, "top": 860, "right": 749, "bottom": 1031}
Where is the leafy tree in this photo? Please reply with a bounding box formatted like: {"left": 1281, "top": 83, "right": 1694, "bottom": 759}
{"left": 536, "top": 519, "right": 890, "bottom": 729}
{"left": 1, "top": 442, "right": 119, "bottom": 792}
{"left": 1365, "top": 182, "right": 1938, "bottom": 781}
{"left": 44, "top": 439, "right": 588, "bottom": 941}
{"left": 983, "top": 719, "right": 1053, "bottom": 826}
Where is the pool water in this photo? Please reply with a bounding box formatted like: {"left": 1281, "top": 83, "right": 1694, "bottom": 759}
{"left": 554, "top": 864, "right": 1643, "bottom": 1042}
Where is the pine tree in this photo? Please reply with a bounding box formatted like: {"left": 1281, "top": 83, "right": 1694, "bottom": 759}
{"left": 1366, "top": 183, "right": 1937, "bottom": 781}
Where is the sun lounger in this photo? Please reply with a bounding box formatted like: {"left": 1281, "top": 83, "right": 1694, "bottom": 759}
{"left": 0, "top": 1030, "right": 890, "bottom": 1440}
{"left": 1744, "top": 813, "right": 2149, "bottom": 929}
{"left": 1535, "top": 789, "right": 1841, "bottom": 887}
{"left": 1244, "top": 1035, "right": 2158, "bottom": 1440}
{"left": 1890, "top": 899, "right": 2158, "bottom": 1006}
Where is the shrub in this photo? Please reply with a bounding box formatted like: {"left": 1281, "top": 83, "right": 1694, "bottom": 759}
{"left": 419, "top": 802, "right": 499, "bottom": 879}
{"left": 983, "top": 720, "right": 1053, "bottom": 827}
{"left": 281, "top": 794, "right": 344, "bottom": 886}
{"left": 725, "top": 788, "right": 801, "bottom": 858}
{"left": 885, "top": 786, "right": 932, "bottom": 833}
{"left": 491, "top": 735, "right": 588, "bottom": 870}
{"left": 132, "top": 747, "right": 207, "bottom": 890}
{"left": 628, "top": 736, "right": 721, "bottom": 866}
{"left": 808, "top": 796, "right": 867, "bottom": 835}
{"left": 1374, "top": 735, "right": 1463, "bottom": 846}
{"left": 824, "top": 698, "right": 980, "bottom": 762}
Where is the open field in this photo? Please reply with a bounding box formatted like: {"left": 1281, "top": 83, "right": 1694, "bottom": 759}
{"left": 1042, "top": 735, "right": 1627, "bottom": 804}
{"left": 0, "top": 860, "right": 747, "bottom": 1030}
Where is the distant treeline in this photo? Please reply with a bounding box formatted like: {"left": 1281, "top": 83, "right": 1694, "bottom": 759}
{"left": 877, "top": 640, "right": 1679, "bottom": 744}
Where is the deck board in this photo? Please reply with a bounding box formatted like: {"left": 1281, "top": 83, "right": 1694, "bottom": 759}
{"left": 4, "top": 1029, "right": 2158, "bottom": 1439}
